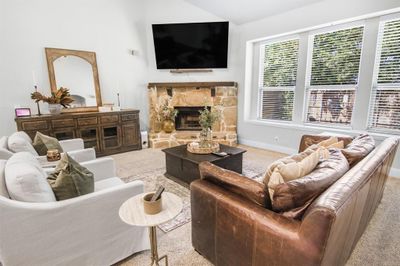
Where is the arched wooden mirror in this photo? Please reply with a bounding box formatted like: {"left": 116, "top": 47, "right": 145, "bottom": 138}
{"left": 45, "top": 47, "right": 102, "bottom": 113}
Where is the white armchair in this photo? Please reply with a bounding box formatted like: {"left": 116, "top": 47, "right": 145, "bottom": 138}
{"left": 0, "top": 156, "right": 150, "bottom": 266}
{"left": 0, "top": 132, "right": 96, "bottom": 162}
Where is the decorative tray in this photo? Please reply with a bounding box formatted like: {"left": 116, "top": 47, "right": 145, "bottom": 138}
{"left": 187, "top": 142, "right": 220, "bottom": 154}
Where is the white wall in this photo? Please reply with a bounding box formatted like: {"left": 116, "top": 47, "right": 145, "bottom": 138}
{"left": 143, "top": 0, "right": 240, "bottom": 83}
{"left": 0, "top": 0, "right": 238, "bottom": 136}
{"left": 0, "top": 0, "right": 149, "bottom": 134}
{"left": 236, "top": 0, "right": 400, "bottom": 176}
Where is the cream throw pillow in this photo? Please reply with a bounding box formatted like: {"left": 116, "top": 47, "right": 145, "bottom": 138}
{"left": 318, "top": 137, "right": 339, "bottom": 147}
{"left": 264, "top": 148, "right": 320, "bottom": 199}
{"left": 5, "top": 152, "right": 56, "bottom": 202}
{"left": 327, "top": 140, "right": 344, "bottom": 149}
{"left": 306, "top": 137, "right": 344, "bottom": 160}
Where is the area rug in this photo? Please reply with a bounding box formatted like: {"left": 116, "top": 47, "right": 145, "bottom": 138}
{"left": 114, "top": 147, "right": 400, "bottom": 266}
{"left": 120, "top": 164, "right": 264, "bottom": 233}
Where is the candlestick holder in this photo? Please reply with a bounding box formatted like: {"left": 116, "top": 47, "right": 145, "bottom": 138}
{"left": 34, "top": 85, "right": 41, "bottom": 116}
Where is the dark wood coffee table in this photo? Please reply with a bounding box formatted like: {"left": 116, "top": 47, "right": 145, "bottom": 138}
{"left": 162, "top": 144, "right": 246, "bottom": 185}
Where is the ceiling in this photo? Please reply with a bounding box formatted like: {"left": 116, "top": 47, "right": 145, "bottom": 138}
{"left": 184, "top": 0, "right": 324, "bottom": 25}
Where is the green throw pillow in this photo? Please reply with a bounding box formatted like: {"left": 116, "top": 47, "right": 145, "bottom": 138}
{"left": 47, "top": 154, "right": 94, "bottom": 200}
{"left": 33, "top": 132, "right": 64, "bottom": 156}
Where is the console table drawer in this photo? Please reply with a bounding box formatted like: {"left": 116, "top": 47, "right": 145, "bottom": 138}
{"left": 77, "top": 117, "right": 98, "bottom": 126}
{"left": 101, "top": 115, "right": 119, "bottom": 124}
{"left": 52, "top": 119, "right": 75, "bottom": 128}
{"left": 121, "top": 113, "right": 138, "bottom": 122}
{"left": 21, "top": 121, "right": 48, "bottom": 131}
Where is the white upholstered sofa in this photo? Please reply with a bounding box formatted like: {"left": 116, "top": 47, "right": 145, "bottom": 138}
{"left": 0, "top": 152, "right": 149, "bottom": 266}
{"left": 0, "top": 131, "right": 96, "bottom": 162}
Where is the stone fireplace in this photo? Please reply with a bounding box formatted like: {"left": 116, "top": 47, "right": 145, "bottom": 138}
{"left": 148, "top": 82, "right": 238, "bottom": 148}
{"left": 174, "top": 106, "right": 210, "bottom": 131}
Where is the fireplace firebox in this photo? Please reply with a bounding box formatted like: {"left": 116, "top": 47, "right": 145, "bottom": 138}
{"left": 174, "top": 106, "right": 210, "bottom": 131}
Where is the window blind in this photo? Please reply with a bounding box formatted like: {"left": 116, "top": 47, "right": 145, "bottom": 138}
{"left": 306, "top": 26, "right": 364, "bottom": 125}
{"left": 368, "top": 19, "right": 400, "bottom": 132}
{"left": 259, "top": 39, "right": 299, "bottom": 121}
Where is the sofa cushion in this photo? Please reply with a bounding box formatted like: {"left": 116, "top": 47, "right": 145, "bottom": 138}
{"left": 263, "top": 148, "right": 321, "bottom": 200}
{"left": 272, "top": 149, "right": 350, "bottom": 219}
{"left": 341, "top": 134, "right": 375, "bottom": 166}
{"left": 47, "top": 154, "right": 94, "bottom": 201}
{"left": 33, "top": 132, "right": 64, "bottom": 156}
{"left": 95, "top": 177, "right": 124, "bottom": 192}
{"left": 0, "top": 160, "right": 9, "bottom": 198}
{"left": 8, "top": 132, "right": 38, "bottom": 155}
{"left": 5, "top": 152, "right": 56, "bottom": 202}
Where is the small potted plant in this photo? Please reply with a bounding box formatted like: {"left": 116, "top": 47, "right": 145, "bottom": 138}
{"left": 198, "top": 106, "right": 220, "bottom": 147}
{"left": 31, "top": 87, "right": 74, "bottom": 115}
{"left": 160, "top": 97, "right": 178, "bottom": 133}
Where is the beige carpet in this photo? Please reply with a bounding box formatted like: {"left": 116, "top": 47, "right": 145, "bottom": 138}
{"left": 112, "top": 146, "right": 400, "bottom": 266}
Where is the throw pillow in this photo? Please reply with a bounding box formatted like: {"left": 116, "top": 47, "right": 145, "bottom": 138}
{"left": 47, "top": 154, "right": 94, "bottom": 201}
{"left": 341, "top": 134, "right": 375, "bottom": 166}
{"left": 33, "top": 132, "right": 64, "bottom": 156}
{"left": 318, "top": 137, "right": 339, "bottom": 147}
{"left": 273, "top": 148, "right": 350, "bottom": 219}
{"left": 8, "top": 132, "right": 38, "bottom": 155}
{"left": 327, "top": 140, "right": 345, "bottom": 149}
{"left": 299, "top": 134, "right": 353, "bottom": 152}
{"left": 5, "top": 152, "right": 56, "bottom": 202}
{"left": 263, "top": 148, "right": 320, "bottom": 200}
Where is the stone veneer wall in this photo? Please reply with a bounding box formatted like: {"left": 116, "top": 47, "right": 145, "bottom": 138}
{"left": 148, "top": 82, "right": 238, "bottom": 148}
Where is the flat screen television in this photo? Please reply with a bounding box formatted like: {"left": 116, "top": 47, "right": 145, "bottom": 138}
{"left": 152, "top": 21, "right": 229, "bottom": 69}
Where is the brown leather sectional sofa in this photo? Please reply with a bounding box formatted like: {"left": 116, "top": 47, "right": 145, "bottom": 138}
{"left": 190, "top": 135, "right": 399, "bottom": 266}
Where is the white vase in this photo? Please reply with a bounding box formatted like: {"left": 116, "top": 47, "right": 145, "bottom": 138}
{"left": 48, "top": 104, "right": 62, "bottom": 115}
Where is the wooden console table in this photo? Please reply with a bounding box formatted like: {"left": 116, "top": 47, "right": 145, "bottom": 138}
{"left": 15, "top": 109, "right": 141, "bottom": 156}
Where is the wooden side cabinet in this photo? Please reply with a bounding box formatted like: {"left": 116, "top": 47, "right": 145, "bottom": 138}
{"left": 15, "top": 109, "right": 141, "bottom": 156}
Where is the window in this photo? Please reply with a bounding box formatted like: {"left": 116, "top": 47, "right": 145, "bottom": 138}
{"left": 305, "top": 26, "right": 364, "bottom": 125}
{"left": 259, "top": 38, "right": 299, "bottom": 121}
{"left": 368, "top": 18, "right": 400, "bottom": 132}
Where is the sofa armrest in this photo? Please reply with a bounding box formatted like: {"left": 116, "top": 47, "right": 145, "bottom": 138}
{"left": 0, "top": 181, "right": 147, "bottom": 266}
{"left": 80, "top": 157, "right": 116, "bottom": 182}
{"left": 59, "top": 138, "right": 84, "bottom": 152}
{"left": 190, "top": 179, "right": 315, "bottom": 265}
{"left": 298, "top": 134, "right": 353, "bottom": 153}
{"left": 66, "top": 148, "right": 96, "bottom": 162}
{"left": 199, "top": 162, "right": 270, "bottom": 208}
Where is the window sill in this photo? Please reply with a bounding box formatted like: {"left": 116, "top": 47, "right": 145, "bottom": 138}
{"left": 245, "top": 119, "right": 396, "bottom": 141}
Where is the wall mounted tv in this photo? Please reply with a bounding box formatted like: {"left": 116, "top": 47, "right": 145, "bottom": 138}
{"left": 152, "top": 21, "right": 229, "bottom": 69}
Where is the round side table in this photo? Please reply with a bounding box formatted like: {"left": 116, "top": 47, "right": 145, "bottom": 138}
{"left": 119, "top": 192, "right": 183, "bottom": 266}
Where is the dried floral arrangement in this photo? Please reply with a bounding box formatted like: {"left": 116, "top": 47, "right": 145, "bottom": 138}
{"left": 199, "top": 106, "right": 220, "bottom": 129}
{"left": 31, "top": 87, "right": 74, "bottom": 108}
{"left": 154, "top": 96, "right": 178, "bottom": 121}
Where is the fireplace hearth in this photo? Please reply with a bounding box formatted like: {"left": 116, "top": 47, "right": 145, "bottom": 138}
{"left": 175, "top": 106, "right": 210, "bottom": 131}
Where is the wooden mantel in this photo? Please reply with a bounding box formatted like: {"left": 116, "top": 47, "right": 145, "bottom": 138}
{"left": 147, "top": 81, "right": 237, "bottom": 88}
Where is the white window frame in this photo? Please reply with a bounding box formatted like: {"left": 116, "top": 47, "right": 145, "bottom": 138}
{"left": 303, "top": 22, "right": 366, "bottom": 128}
{"left": 257, "top": 36, "right": 299, "bottom": 122}
{"left": 367, "top": 13, "right": 400, "bottom": 134}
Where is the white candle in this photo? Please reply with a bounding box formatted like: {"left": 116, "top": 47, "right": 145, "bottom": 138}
{"left": 32, "top": 70, "right": 37, "bottom": 86}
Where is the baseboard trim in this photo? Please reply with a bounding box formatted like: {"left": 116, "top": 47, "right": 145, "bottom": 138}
{"left": 238, "top": 138, "right": 297, "bottom": 155}
{"left": 238, "top": 138, "right": 400, "bottom": 179}
{"left": 390, "top": 168, "right": 400, "bottom": 179}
